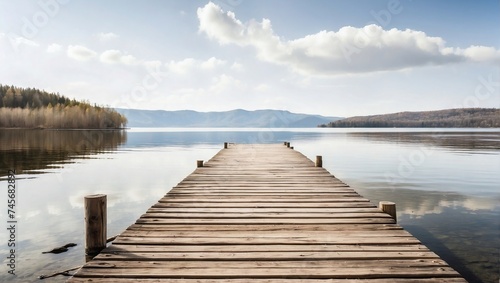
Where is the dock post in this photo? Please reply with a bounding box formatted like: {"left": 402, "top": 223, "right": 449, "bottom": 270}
{"left": 286, "top": 142, "right": 291, "bottom": 148}
{"left": 315, "top": 156, "right": 323, "bottom": 167}
{"left": 224, "top": 142, "right": 228, "bottom": 149}
{"left": 283, "top": 141, "right": 287, "bottom": 146}
{"left": 197, "top": 160, "right": 204, "bottom": 167}
{"left": 379, "top": 201, "right": 397, "bottom": 223}
{"left": 84, "top": 194, "right": 107, "bottom": 258}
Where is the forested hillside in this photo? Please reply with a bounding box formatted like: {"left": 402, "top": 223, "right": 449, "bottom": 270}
{"left": 0, "top": 85, "right": 127, "bottom": 129}
{"left": 320, "top": 108, "right": 500, "bottom": 128}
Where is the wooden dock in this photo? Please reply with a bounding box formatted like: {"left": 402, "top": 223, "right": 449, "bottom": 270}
{"left": 68, "top": 144, "right": 466, "bottom": 282}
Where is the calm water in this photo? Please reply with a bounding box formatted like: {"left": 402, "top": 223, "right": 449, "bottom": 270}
{"left": 0, "top": 128, "right": 499, "bottom": 283}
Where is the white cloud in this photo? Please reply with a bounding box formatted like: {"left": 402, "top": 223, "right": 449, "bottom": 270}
{"left": 210, "top": 74, "right": 242, "bottom": 93}
{"left": 460, "top": 45, "right": 500, "bottom": 62}
{"left": 121, "top": 54, "right": 139, "bottom": 65}
{"left": 230, "top": 62, "right": 244, "bottom": 71}
{"left": 167, "top": 57, "right": 226, "bottom": 74}
{"left": 5, "top": 34, "right": 40, "bottom": 48}
{"left": 47, "top": 204, "right": 62, "bottom": 215}
{"left": 201, "top": 57, "right": 226, "bottom": 69}
{"left": 99, "top": 50, "right": 122, "bottom": 64}
{"left": 167, "top": 58, "right": 197, "bottom": 74}
{"left": 197, "top": 2, "right": 500, "bottom": 76}
{"left": 46, "top": 43, "right": 62, "bottom": 53}
{"left": 197, "top": 3, "right": 246, "bottom": 45}
{"left": 254, "top": 83, "right": 270, "bottom": 92}
{"left": 100, "top": 49, "right": 139, "bottom": 65}
{"left": 22, "top": 210, "right": 41, "bottom": 220}
{"left": 96, "top": 32, "right": 119, "bottom": 41}
{"left": 67, "top": 45, "right": 97, "bottom": 61}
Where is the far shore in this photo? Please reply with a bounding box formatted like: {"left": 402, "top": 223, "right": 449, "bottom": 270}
{"left": 0, "top": 127, "right": 128, "bottom": 130}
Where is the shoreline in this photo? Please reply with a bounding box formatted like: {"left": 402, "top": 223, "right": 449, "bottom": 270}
{"left": 0, "top": 127, "right": 129, "bottom": 130}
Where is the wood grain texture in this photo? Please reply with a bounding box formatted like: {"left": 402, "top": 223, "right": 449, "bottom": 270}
{"left": 84, "top": 194, "right": 107, "bottom": 256}
{"left": 68, "top": 144, "right": 465, "bottom": 282}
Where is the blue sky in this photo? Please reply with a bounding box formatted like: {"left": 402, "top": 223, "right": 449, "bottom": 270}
{"left": 1, "top": 0, "right": 499, "bottom": 116}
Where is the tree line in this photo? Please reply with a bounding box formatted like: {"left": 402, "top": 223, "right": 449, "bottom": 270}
{"left": 320, "top": 108, "right": 500, "bottom": 128}
{"left": 0, "top": 85, "right": 127, "bottom": 129}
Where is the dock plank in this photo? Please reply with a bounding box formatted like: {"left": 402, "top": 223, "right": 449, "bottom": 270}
{"left": 68, "top": 144, "right": 465, "bottom": 282}
{"left": 69, "top": 279, "right": 467, "bottom": 283}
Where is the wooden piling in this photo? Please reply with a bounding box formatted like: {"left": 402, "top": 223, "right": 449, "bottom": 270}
{"left": 197, "top": 160, "right": 204, "bottom": 167}
{"left": 379, "top": 201, "right": 397, "bottom": 223}
{"left": 84, "top": 194, "right": 107, "bottom": 257}
{"left": 224, "top": 142, "right": 228, "bottom": 149}
{"left": 316, "top": 155, "right": 323, "bottom": 167}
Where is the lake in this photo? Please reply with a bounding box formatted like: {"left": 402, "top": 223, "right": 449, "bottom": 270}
{"left": 0, "top": 128, "right": 499, "bottom": 283}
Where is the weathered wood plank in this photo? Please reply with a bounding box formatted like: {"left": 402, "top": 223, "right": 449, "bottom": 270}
{"left": 118, "top": 229, "right": 414, "bottom": 238}
{"left": 74, "top": 266, "right": 461, "bottom": 279}
{"left": 69, "top": 278, "right": 467, "bottom": 283}
{"left": 168, "top": 190, "right": 352, "bottom": 194}
{"left": 113, "top": 235, "right": 420, "bottom": 245}
{"left": 165, "top": 194, "right": 363, "bottom": 198}
{"left": 95, "top": 250, "right": 441, "bottom": 261}
{"left": 167, "top": 192, "right": 359, "bottom": 196}
{"left": 126, "top": 223, "right": 404, "bottom": 231}
{"left": 81, "top": 259, "right": 453, "bottom": 269}
{"left": 145, "top": 207, "right": 383, "bottom": 213}
{"left": 139, "top": 212, "right": 392, "bottom": 219}
{"left": 102, "top": 244, "right": 430, "bottom": 253}
{"left": 134, "top": 218, "right": 397, "bottom": 225}
{"left": 152, "top": 202, "right": 376, "bottom": 208}
{"left": 173, "top": 183, "right": 348, "bottom": 188}
{"left": 157, "top": 198, "right": 372, "bottom": 202}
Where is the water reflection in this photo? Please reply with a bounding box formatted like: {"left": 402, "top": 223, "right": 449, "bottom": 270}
{"left": 0, "top": 129, "right": 127, "bottom": 177}
{"left": 355, "top": 187, "right": 500, "bottom": 217}
{"left": 403, "top": 204, "right": 499, "bottom": 283}
{"left": 350, "top": 186, "right": 500, "bottom": 283}
{"left": 294, "top": 130, "right": 500, "bottom": 283}
{"left": 347, "top": 131, "right": 500, "bottom": 153}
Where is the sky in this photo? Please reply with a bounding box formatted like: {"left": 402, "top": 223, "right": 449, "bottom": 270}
{"left": 0, "top": 0, "right": 499, "bottom": 117}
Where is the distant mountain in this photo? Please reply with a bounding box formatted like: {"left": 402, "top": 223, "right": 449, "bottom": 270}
{"left": 320, "top": 108, "right": 500, "bottom": 128}
{"left": 115, "top": 108, "right": 341, "bottom": 128}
